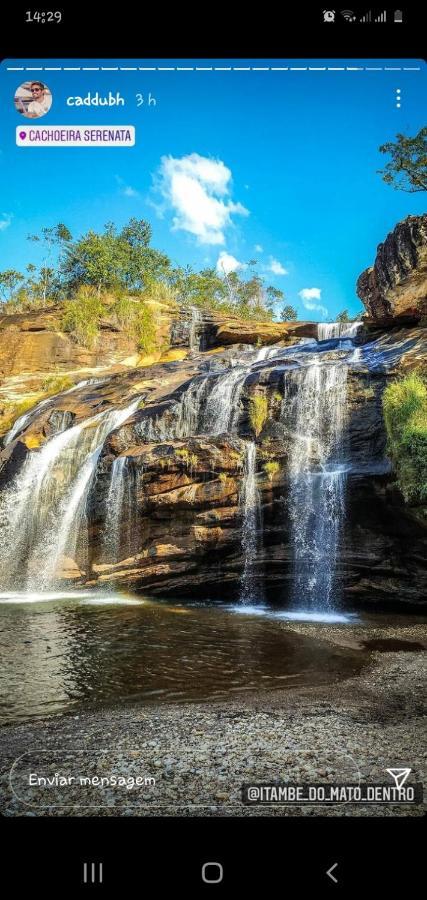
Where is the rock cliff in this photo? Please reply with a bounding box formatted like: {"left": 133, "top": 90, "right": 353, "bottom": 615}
{"left": 357, "top": 214, "right": 427, "bottom": 323}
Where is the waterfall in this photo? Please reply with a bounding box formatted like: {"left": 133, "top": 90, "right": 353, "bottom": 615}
{"left": 104, "top": 457, "right": 127, "bottom": 563}
{"left": 138, "top": 364, "right": 249, "bottom": 443}
{"left": 3, "top": 396, "right": 53, "bottom": 446}
{"left": 0, "top": 399, "right": 140, "bottom": 589}
{"left": 239, "top": 442, "right": 262, "bottom": 605}
{"left": 102, "top": 457, "right": 137, "bottom": 564}
{"left": 318, "top": 321, "right": 362, "bottom": 341}
{"left": 200, "top": 367, "right": 247, "bottom": 435}
{"left": 189, "top": 306, "right": 202, "bottom": 351}
{"left": 253, "top": 345, "right": 282, "bottom": 362}
{"left": 285, "top": 360, "right": 348, "bottom": 612}
{"left": 3, "top": 377, "right": 106, "bottom": 447}
{"left": 174, "top": 375, "right": 214, "bottom": 438}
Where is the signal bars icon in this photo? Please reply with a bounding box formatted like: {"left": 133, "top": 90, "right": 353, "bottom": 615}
{"left": 360, "top": 10, "right": 372, "bottom": 21}
{"left": 374, "top": 9, "right": 387, "bottom": 21}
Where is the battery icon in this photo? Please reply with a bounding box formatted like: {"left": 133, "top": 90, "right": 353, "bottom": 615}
{"left": 394, "top": 9, "right": 403, "bottom": 22}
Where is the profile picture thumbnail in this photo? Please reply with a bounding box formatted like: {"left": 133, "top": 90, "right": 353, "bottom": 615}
{"left": 14, "top": 81, "right": 52, "bottom": 118}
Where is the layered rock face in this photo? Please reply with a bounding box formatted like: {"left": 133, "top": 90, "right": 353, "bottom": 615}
{"left": 357, "top": 214, "right": 427, "bottom": 323}
{"left": 169, "top": 308, "right": 318, "bottom": 350}
{"left": 0, "top": 302, "right": 314, "bottom": 425}
{"left": 0, "top": 262, "right": 426, "bottom": 609}
{"left": 78, "top": 332, "right": 426, "bottom": 608}
{"left": 0, "top": 306, "right": 139, "bottom": 383}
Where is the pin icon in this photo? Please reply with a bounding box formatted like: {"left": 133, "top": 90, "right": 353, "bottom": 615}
{"left": 19, "top": 131, "right": 26, "bottom": 140}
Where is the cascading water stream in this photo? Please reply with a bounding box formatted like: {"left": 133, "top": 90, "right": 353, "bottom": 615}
{"left": 102, "top": 456, "right": 138, "bottom": 565}
{"left": 3, "top": 396, "right": 53, "bottom": 447}
{"left": 0, "top": 323, "right": 359, "bottom": 607}
{"left": 136, "top": 337, "right": 296, "bottom": 448}
{"left": 103, "top": 457, "right": 128, "bottom": 564}
{"left": 189, "top": 306, "right": 202, "bottom": 351}
{"left": 284, "top": 359, "right": 348, "bottom": 612}
{"left": 239, "top": 441, "right": 262, "bottom": 605}
{"left": 200, "top": 366, "right": 248, "bottom": 435}
{"left": 3, "top": 377, "right": 107, "bottom": 447}
{"left": 0, "top": 398, "right": 140, "bottom": 589}
{"left": 318, "top": 321, "right": 362, "bottom": 341}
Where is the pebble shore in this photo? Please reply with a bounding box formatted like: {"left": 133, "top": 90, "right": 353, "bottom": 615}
{"left": 1, "top": 619, "right": 425, "bottom": 817}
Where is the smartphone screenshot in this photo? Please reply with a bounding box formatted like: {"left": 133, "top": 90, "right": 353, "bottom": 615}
{"left": 0, "top": 6, "right": 425, "bottom": 892}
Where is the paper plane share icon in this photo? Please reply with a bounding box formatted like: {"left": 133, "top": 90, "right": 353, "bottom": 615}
{"left": 386, "top": 768, "right": 411, "bottom": 788}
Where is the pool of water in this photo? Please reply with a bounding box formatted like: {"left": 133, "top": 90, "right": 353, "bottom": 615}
{"left": 0, "top": 590, "right": 369, "bottom": 725}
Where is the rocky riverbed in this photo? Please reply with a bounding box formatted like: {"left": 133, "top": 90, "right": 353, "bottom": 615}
{"left": 1, "top": 617, "right": 425, "bottom": 818}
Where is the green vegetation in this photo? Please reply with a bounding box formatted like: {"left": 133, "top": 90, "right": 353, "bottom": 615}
{"left": 218, "top": 472, "right": 228, "bottom": 484}
{"left": 61, "top": 287, "right": 106, "bottom": 348}
{"left": 0, "top": 270, "right": 25, "bottom": 306}
{"left": 41, "top": 374, "right": 74, "bottom": 395}
{"left": 336, "top": 309, "right": 350, "bottom": 323}
{"left": 0, "top": 217, "right": 288, "bottom": 339}
{"left": 111, "top": 296, "right": 159, "bottom": 354}
{"left": 141, "top": 280, "right": 178, "bottom": 307}
{"left": 334, "top": 309, "right": 364, "bottom": 324}
{"left": 378, "top": 127, "right": 427, "bottom": 193}
{"left": 249, "top": 394, "right": 268, "bottom": 437}
{"left": 175, "top": 447, "right": 198, "bottom": 468}
{"left": 0, "top": 373, "right": 75, "bottom": 438}
{"left": 263, "top": 460, "right": 280, "bottom": 481}
{"left": 280, "top": 305, "right": 298, "bottom": 321}
{"left": 168, "top": 264, "right": 280, "bottom": 321}
{"left": 0, "top": 397, "right": 39, "bottom": 437}
{"left": 61, "top": 219, "right": 170, "bottom": 297}
{"left": 176, "top": 447, "right": 190, "bottom": 461}
{"left": 383, "top": 373, "right": 427, "bottom": 504}
{"left": 134, "top": 305, "right": 159, "bottom": 354}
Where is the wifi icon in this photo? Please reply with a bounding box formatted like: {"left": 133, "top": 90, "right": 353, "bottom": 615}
{"left": 341, "top": 9, "right": 356, "bottom": 20}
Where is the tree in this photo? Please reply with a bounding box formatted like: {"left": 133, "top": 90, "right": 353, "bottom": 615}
{"left": 378, "top": 127, "right": 427, "bottom": 193}
{"left": 280, "top": 304, "right": 298, "bottom": 321}
{"left": 336, "top": 309, "right": 350, "bottom": 323}
{"left": 61, "top": 219, "right": 170, "bottom": 296}
{"left": 62, "top": 226, "right": 122, "bottom": 296}
{"left": 27, "top": 223, "right": 72, "bottom": 303}
{"left": 118, "top": 218, "right": 170, "bottom": 291}
{"left": 0, "top": 270, "right": 24, "bottom": 303}
{"left": 266, "top": 286, "right": 284, "bottom": 314}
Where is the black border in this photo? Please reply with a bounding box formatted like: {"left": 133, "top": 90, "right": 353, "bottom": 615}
{"left": 0, "top": 1, "right": 425, "bottom": 891}
{"left": 1, "top": 5, "right": 425, "bottom": 61}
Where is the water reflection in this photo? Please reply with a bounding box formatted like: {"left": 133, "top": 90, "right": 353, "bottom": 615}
{"left": 0, "top": 592, "right": 366, "bottom": 724}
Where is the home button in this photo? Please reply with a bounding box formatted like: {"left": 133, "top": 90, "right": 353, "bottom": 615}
{"left": 201, "top": 862, "right": 224, "bottom": 884}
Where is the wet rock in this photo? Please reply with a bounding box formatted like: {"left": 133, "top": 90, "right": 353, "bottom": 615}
{"left": 44, "top": 409, "right": 75, "bottom": 436}
{"left": 0, "top": 439, "right": 28, "bottom": 488}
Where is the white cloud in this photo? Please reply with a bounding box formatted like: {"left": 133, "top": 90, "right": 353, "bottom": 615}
{"left": 0, "top": 214, "right": 12, "bottom": 232}
{"left": 157, "top": 152, "right": 249, "bottom": 245}
{"left": 299, "top": 287, "right": 321, "bottom": 302}
{"left": 298, "top": 287, "right": 328, "bottom": 319}
{"left": 216, "top": 251, "right": 246, "bottom": 275}
{"left": 254, "top": 244, "right": 263, "bottom": 253}
{"left": 115, "top": 175, "right": 139, "bottom": 197}
{"left": 268, "top": 257, "right": 288, "bottom": 276}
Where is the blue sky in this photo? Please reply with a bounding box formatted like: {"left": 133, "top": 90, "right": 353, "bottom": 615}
{"left": 0, "top": 58, "right": 426, "bottom": 321}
